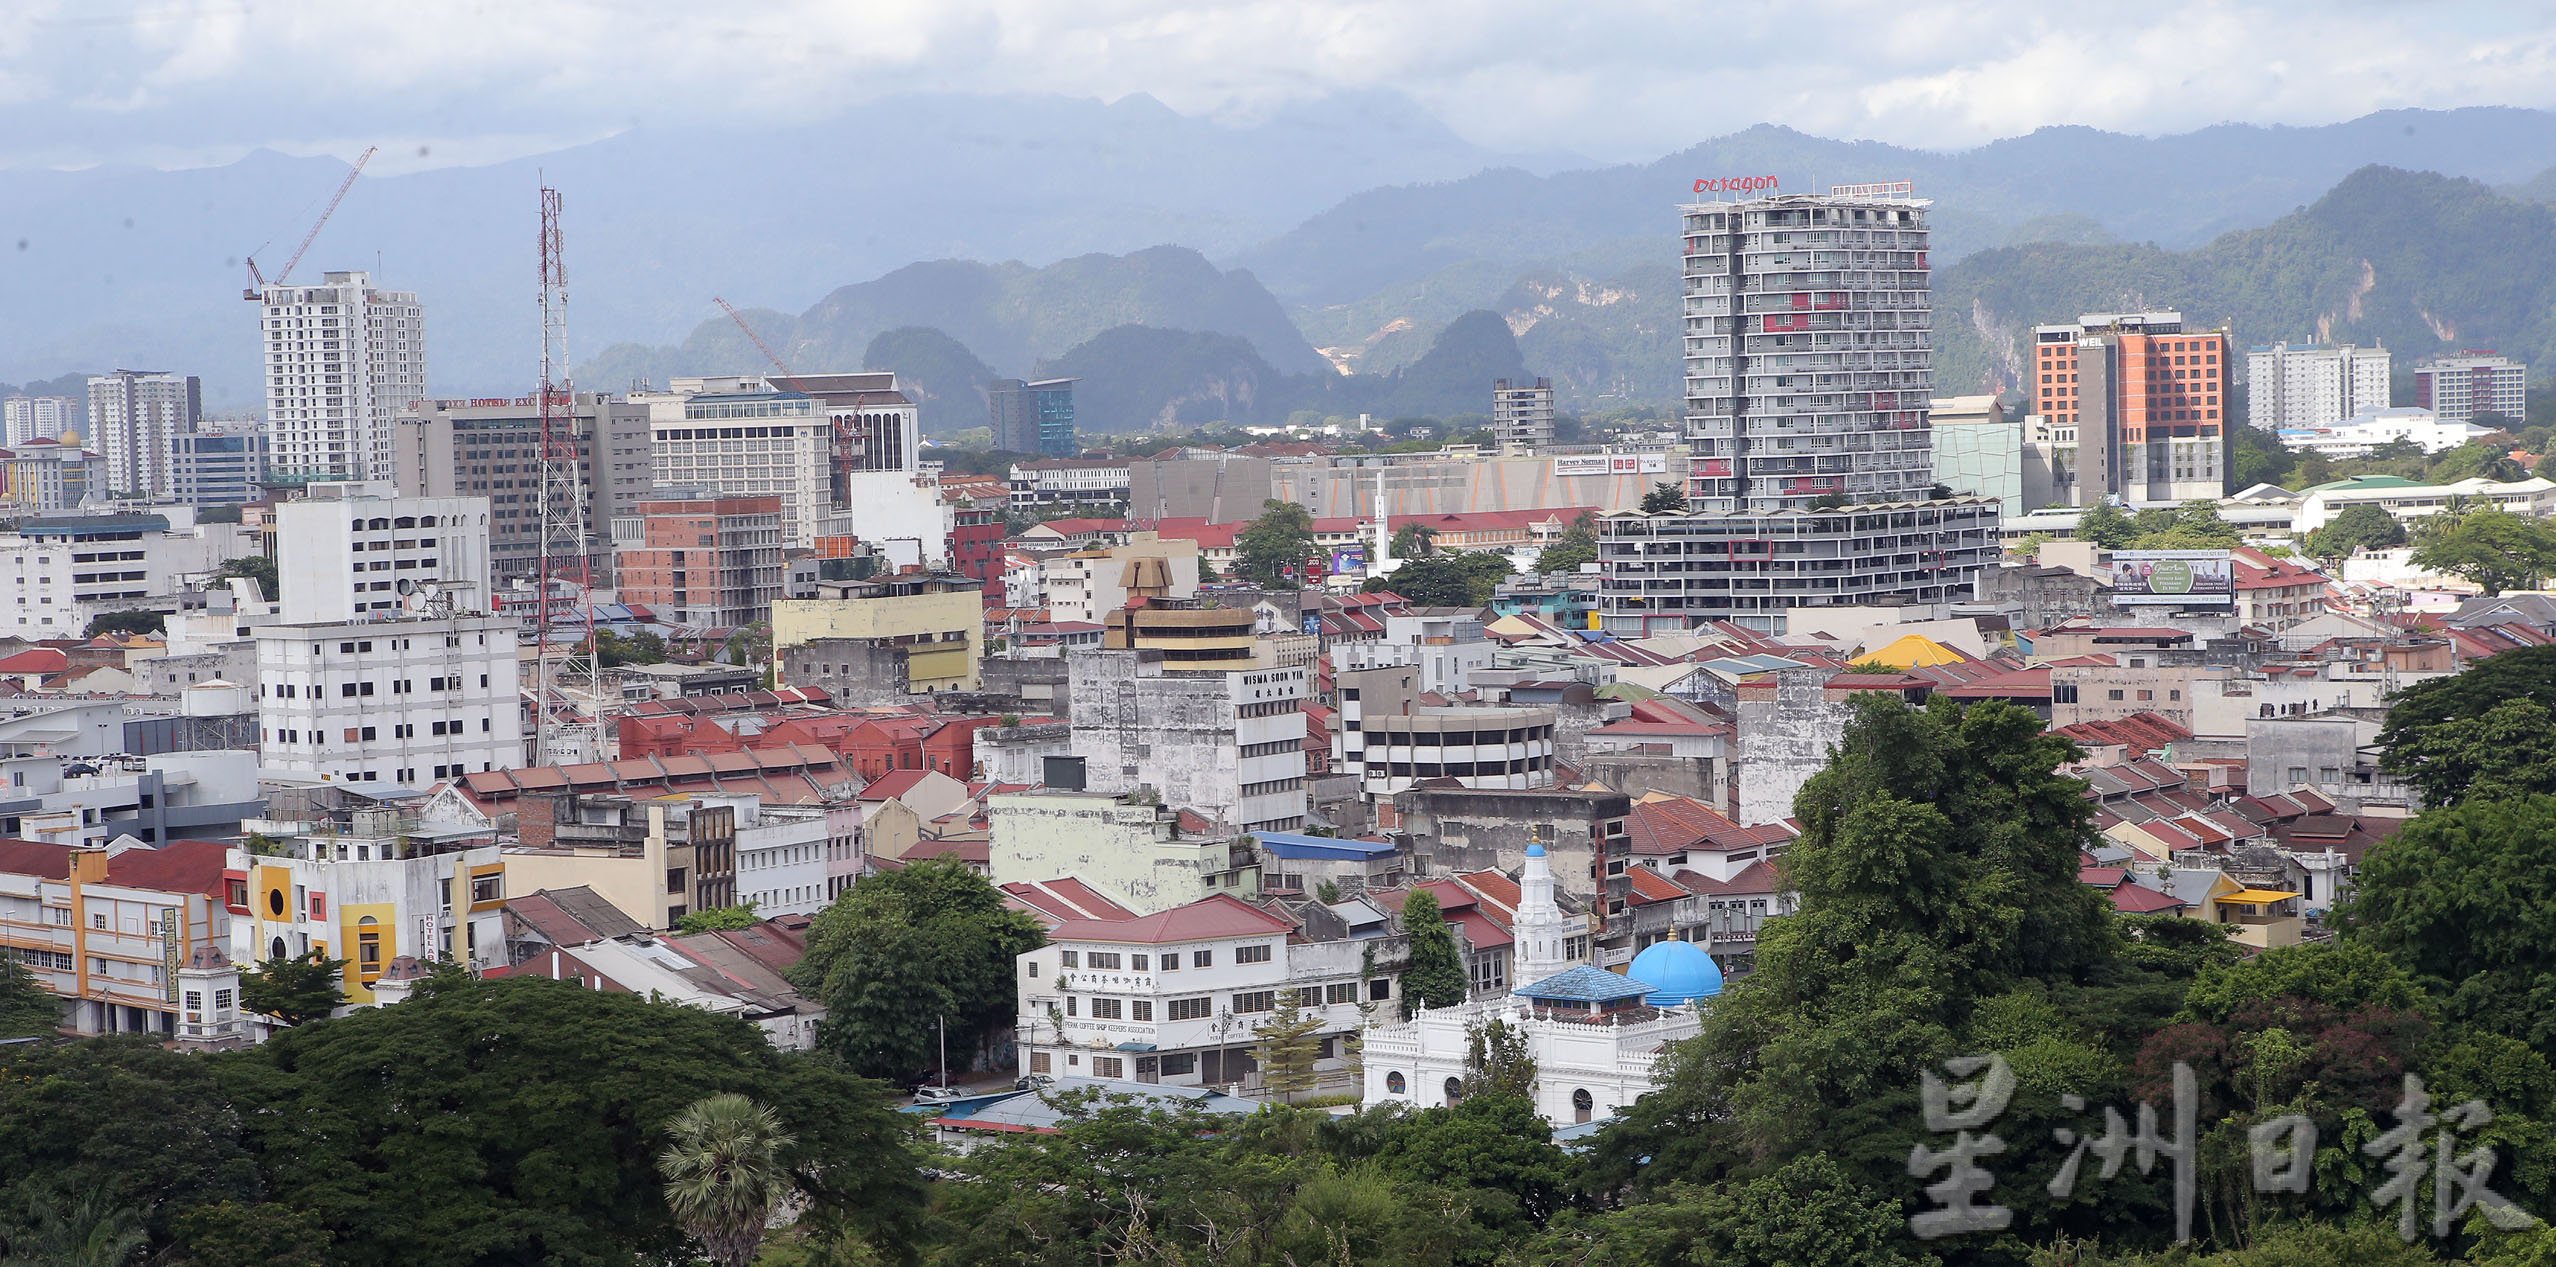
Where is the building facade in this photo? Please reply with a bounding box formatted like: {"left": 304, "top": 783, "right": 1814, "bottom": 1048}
{"left": 1333, "top": 666, "right": 1557, "bottom": 800}
{"left": 86, "top": 370, "right": 200, "bottom": 498}
{"left": 254, "top": 611, "right": 523, "bottom": 786}
{"left": 273, "top": 482, "right": 493, "bottom": 624}
{"left": 990, "top": 377, "right": 1078, "bottom": 458}
{"left": 2247, "top": 342, "right": 2390, "bottom": 431}
{"left": 2031, "top": 311, "right": 2228, "bottom": 505}
{"left": 0, "top": 440, "right": 97, "bottom": 513}
{"left": 228, "top": 814, "right": 508, "bottom": 1001}
{"left": 1929, "top": 395, "right": 2025, "bottom": 517}
{"left": 392, "top": 393, "right": 652, "bottom": 584}
{"left": 2, "top": 396, "right": 76, "bottom": 446}
{"left": 638, "top": 379, "right": 837, "bottom": 547}
{"left": 1492, "top": 377, "right": 1556, "bottom": 452}
{"left": 0, "top": 513, "right": 229, "bottom": 638}
{"left": 988, "top": 789, "right": 1261, "bottom": 913}
{"left": 2413, "top": 352, "right": 2529, "bottom": 425}
{"left": 611, "top": 491, "right": 785, "bottom": 629}
{"left": 258, "top": 271, "right": 427, "bottom": 482}
{"left": 1066, "top": 649, "right": 1308, "bottom": 834}
{"left": 1014, "top": 894, "right": 1388, "bottom": 1092}
{"left": 1598, "top": 185, "right": 1996, "bottom": 635}
{"left": 772, "top": 570, "right": 985, "bottom": 699}
{"left": 168, "top": 428, "right": 269, "bottom": 506}
{"left": 0, "top": 839, "right": 239, "bottom": 1039}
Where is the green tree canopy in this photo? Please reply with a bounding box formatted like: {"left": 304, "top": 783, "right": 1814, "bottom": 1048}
{"left": 1639, "top": 482, "right": 1688, "bottom": 514}
{"left": 238, "top": 950, "right": 346, "bottom": 1027}
{"left": 210, "top": 555, "right": 278, "bottom": 602}
{"left": 2378, "top": 645, "right": 2556, "bottom": 799}
{"left": 1390, "top": 521, "right": 1439, "bottom": 559}
{"left": 658, "top": 1093, "right": 793, "bottom": 1267}
{"left": 2074, "top": 502, "right": 2137, "bottom": 548}
{"left": 1363, "top": 551, "right": 1512, "bottom": 607}
{"left": 215, "top": 976, "right": 922, "bottom": 1267}
{"left": 1234, "top": 499, "right": 1317, "bottom": 589}
{"left": 791, "top": 856, "right": 1044, "bottom": 1079}
{"left": 0, "top": 953, "right": 59, "bottom": 1039}
{"left": 2127, "top": 501, "right": 2241, "bottom": 549}
{"left": 2382, "top": 696, "right": 2556, "bottom": 807}
{"left": 0, "top": 1038, "right": 260, "bottom": 1248}
{"left": 2410, "top": 503, "right": 2556, "bottom": 594}
{"left": 2301, "top": 502, "right": 2407, "bottom": 559}
{"left": 1525, "top": 1154, "right": 1939, "bottom": 1267}
{"left": 1533, "top": 511, "right": 1600, "bottom": 575}
{"left": 80, "top": 609, "right": 165, "bottom": 639}
{"left": 1397, "top": 889, "right": 1469, "bottom": 1017}
{"left": 674, "top": 903, "right": 761, "bottom": 934}
{"left": 2341, "top": 793, "right": 2556, "bottom": 1058}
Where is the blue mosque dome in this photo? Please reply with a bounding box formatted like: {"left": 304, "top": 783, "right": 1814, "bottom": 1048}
{"left": 1627, "top": 938, "right": 1723, "bottom": 1006}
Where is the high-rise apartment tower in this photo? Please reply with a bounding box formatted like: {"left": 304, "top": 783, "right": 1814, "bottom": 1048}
{"left": 258, "top": 270, "right": 426, "bottom": 483}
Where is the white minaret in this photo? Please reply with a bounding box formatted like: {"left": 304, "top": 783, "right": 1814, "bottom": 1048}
{"left": 1511, "top": 840, "right": 1574, "bottom": 987}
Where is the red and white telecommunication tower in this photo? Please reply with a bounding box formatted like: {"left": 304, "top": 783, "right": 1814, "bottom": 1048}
{"left": 533, "top": 183, "right": 596, "bottom": 757}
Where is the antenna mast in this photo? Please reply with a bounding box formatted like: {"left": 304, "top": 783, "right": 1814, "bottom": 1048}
{"left": 534, "top": 182, "right": 596, "bottom": 760}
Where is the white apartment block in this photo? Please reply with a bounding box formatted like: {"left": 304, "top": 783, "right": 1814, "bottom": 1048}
{"left": 259, "top": 271, "right": 427, "bottom": 482}
{"left": 274, "top": 482, "right": 492, "bottom": 624}
{"left": 0, "top": 512, "right": 235, "bottom": 638}
{"left": 1332, "top": 666, "right": 1557, "bottom": 800}
{"left": 1009, "top": 458, "right": 1132, "bottom": 506}
{"left": 2414, "top": 352, "right": 2529, "bottom": 426}
{"left": 1329, "top": 610, "right": 1495, "bottom": 697}
{"left": 255, "top": 612, "right": 523, "bottom": 786}
{"left": 1066, "top": 650, "right": 1309, "bottom": 834}
{"left": 1015, "top": 894, "right": 1393, "bottom": 1091}
{"left": 2, "top": 396, "right": 76, "bottom": 445}
{"left": 2247, "top": 343, "right": 2390, "bottom": 431}
{"left": 86, "top": 371, "right": 198, "bottom": 497}
{"left": 733, "top": 800, "right": 833, "bottom": 918}
{"left": 639, "top": 386, "right": 835, "bottom": 547}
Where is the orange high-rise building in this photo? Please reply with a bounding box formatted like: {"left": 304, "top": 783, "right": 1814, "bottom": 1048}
{"left": 2032, "top": 312, "right": 2228, "bottom": 506}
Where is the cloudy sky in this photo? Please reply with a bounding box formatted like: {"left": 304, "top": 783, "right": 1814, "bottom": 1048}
{"left": 5, "top": 0, "right": 2555, "bottom": 171}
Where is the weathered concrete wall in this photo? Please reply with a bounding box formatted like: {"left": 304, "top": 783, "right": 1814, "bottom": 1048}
{"left": 1733, "top": 667, "right": 1848, "bottom": 827}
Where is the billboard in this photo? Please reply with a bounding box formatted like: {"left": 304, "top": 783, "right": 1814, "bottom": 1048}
{"left": 1552, "top": 453, "right": 1670, "bottom": 478}
{"left": 2108, "top": 550, "right": 2235, "bottom": 606}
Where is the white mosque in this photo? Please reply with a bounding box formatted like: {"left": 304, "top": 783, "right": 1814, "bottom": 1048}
{"left": 1359, "top": 842, "right": 1722, "bottom": 1125}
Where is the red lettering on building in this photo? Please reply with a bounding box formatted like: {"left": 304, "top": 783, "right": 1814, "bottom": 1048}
{"left": 1691, "top": 175, "right": 1781, "bottom": 195}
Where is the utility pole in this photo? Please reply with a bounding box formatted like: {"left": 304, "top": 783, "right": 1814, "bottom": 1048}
{"left": 534, "top": 182, "right": 596, "bottom": 761}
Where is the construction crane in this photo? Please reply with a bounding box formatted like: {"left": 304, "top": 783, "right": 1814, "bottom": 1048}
{"left": 242, "top": 145, "right": 378, "bottom": 300}
{"left": 713, "top": 297, "right": 813, "bottom": 394}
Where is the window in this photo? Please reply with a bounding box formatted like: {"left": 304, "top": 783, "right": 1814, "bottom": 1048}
{"left": 1167, "top": 997, "right": 1212, "bottom": 1021}
{"left": 1325, "top": 982, "right": 1357, "bottom": 1005}
{"left": 1235, "top": 943, "right": 1271, "bottom": 964}
{"left": 1059, "top": 950, "right": 1078, "bottom": 968}
{"left": 1192, "top": 949, "right": 1213, "bottom": 968}
{"left": 1131, "top": 1000, "right": 1152, "bottom": 1021}
{"left": 1385, "top": 1071, "right": 1407, "bottom": 1095}
{"left": 1093, "top": 1056, "right": 1124, "bottom": 1078}
{"left": 1232, "top": 990, "right": 1275, "bottom": 1014}
{"left": 1091, "top": 997, "right": 1122, "bottom": 1020}
{"left": 1130, "top": 954, "right": 1149, "bottom": 970}
{"left": 1065, "top": 996, "right": 1078, "bottom": 1017}
{"left": 1086, "top": 952, "right": 1122, "bottom": 969}
{"left": 1369, "top": 978, "right": 1392, "bottom": 1001}
{"left": 1159, "top": 953, "right": 1180, "bottom": 972}
{"left": 1029, "top": 1051, "right": 1051, "bottom": 1074}
{"left": 471, "top": 875, "right": 501, "bottom": 904}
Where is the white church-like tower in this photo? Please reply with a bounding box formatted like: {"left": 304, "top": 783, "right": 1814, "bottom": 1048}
{"left": 1510, "top": 840, "right": 1576, "bottom": 986}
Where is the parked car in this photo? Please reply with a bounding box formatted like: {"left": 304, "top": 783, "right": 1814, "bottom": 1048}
{"left": 1015, "top": 1073, "right": 1056, "bottom": 1091}
{"left": 911, "top": 1085, "right": 968, "bottom": 1106}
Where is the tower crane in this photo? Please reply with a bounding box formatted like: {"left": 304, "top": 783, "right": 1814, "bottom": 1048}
{"left": 242, "top": 145, "right": 378, "bottom": 300}
{"left": 713, "top": 297, "right": 813, "bottom": 394}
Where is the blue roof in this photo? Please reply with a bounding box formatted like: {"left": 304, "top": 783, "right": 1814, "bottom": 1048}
{"left": 20, "top": 513, "right": 169, "bottom": 537}
{"left": 1254, "top": 831, "right": 1394, "bottom": 861}
{"left": 1514, "top": 964, "right": 1651, "bottom": 1004}
{"left": 1628, "top": 939, "right": 1723, "bottom": 1006}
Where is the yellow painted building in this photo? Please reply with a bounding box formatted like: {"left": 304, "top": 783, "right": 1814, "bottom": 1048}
{"left": 773, "top": 571, "right": 984, "bottom": 695}
{"left": 228, "top": 820, "right": 509, "bottom": 1006}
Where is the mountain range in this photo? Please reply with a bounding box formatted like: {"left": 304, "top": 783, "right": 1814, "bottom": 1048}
{"left": 9, "top": 99, "right": 2556, "bottom": 426}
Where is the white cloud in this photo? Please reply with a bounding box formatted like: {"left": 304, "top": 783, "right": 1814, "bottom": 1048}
{"left": 3, "top": 0, "right": 2554, "bottom": 169}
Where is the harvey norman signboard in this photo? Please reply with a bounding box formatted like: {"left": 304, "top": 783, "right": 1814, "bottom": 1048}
{"left": 1553, "top": 453, "right": 1669, "bottom": 478}
{"left": 2108, "top": 550, "right": 2235, "bottom": 607}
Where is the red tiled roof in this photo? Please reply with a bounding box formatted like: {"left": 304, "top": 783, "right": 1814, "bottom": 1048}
{"left": 0, "top": 839, "right": 73, "bottom": 879}
{"left": 1714, "top": 858, "right": 1784, "bottom": 896}
{"left": 1001, "top": 879, "right": 1140, "bottom": 924}
{"left": 0, "top": 648, "right": 69, "bottom": 674}
{"left": 102, "top": 840, "right": 229, "bottom": 894}
{"left": 1625, "top": 795, "right": 1795, "bottom": 857}
{"left": 1048, "top": 893, "right": 1298, "bottom": 945}
{"left": 1626, "top": 866, "right": 1689, "bottom": 905}
{"left": 2107, "top": 879, "right": 2190, "bottom": 914}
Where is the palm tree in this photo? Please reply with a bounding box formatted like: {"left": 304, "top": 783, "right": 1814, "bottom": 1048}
{"left": 658, "top": 1093, "right": 795, "bottom": 1267}
{"left": 2, "top": 1190, "right": 148, "bottom": 1267}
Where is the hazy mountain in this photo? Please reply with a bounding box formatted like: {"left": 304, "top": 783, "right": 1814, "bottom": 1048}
{"left": 1236, "top": 108, "right": 2556, "bottom": 307}
{"left": 580, "top": 245, "right": 1326, "bottom": 396}
{"left": 1935, "top": 166, "right": 2556, "bottom": 395}
{"left": 0, "top": 90, "right": 1570, "bottom": 405}
{"left": 863, "top": 328, "right": 996, "bottom": 436}
{"left": 1037, "top": 326, "right": 1297, "bottom": 431}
